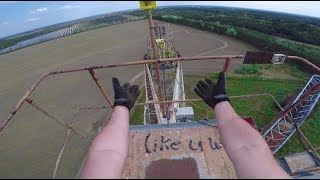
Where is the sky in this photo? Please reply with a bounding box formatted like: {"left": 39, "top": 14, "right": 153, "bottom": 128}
{"left": 0, "top": 1, "right": 320, "bottom": 38}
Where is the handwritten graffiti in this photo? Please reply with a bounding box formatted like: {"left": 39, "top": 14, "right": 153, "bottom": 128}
{"left": 145, "top": 133, "right": 222, "bottom": 154}
{"left": 189, "top": 140, "right": 203, "bottom": 152}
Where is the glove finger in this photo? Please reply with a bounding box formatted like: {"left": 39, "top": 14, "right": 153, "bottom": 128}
{"left": 194, "top": 87, "right": 203, "bottom": 98}
{"left": 135, "top": 89, "right": 141, "bottom": 97}
{"left": 122, "top": 83, "right": 130, "bottom": 89}
{"left": 199, "top": 80, "right": 209, "bottom": 89}
{"left": 196, "top": 82, "right": 206, "bottom": 93}
{"left": 205, "top": 78, "right": 215, "bottom": 86}
{"left": 128, "top": 84, "right": 135, "bottom": 93}
{"left": 217, "top": 72, "right": 226, "bottom": 87}
{"left": 112, "top": 77, "right": 121, "bottom": 91}
{"left": 132, "top": 85, "right": 139, "bottom": 93}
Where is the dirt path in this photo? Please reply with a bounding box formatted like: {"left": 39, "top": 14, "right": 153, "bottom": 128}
{"left": 171, "top": 28, "right": 229, "bottom": 56}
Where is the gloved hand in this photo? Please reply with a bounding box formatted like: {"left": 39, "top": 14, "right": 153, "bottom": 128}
{"left": 194, "top": 72, "right": 229, "bottom": 109}
{"left": 112, "top": 77, "right": 140, "bottom": 111}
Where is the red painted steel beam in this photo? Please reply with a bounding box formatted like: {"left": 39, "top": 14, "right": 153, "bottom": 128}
{"left": 223, "top": 57, "right": 231, "bottom": 72}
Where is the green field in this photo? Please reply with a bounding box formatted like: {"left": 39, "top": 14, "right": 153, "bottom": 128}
{"left": 0, "top": 7, "right": 319, "bottom": 177}
{"left": 131, "top": 64, "right": 318, "bottom": 157}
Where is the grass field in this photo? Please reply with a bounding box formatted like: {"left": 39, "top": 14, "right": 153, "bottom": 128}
{"left": 131, "top": 63, "right": 319, "bottom": 157}
{"left": 0, "top": 19, "right": 260, "bottom": 178}
{"left": 0, "top": 17, "right": 318, "bottom": 178}
{"left": 0, "top": 20, "right": 148, "bottom": 178}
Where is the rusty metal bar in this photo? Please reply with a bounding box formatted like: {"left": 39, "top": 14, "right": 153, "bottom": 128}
{"left": 262, "top": 82, "right": 320, "bottom": 135}
{"left": 78, "top": 105, "right": 112, "bottom": 110}
{"left": 22, "top": 55, "right": 244, "bottom": 76}
{"left": 287, "top": 56, "right": 320, "bottom": 74}
{"left": 88, "top": 69, "right": 114, "bottom": 108}
{"left": 146, "top": 8, "right": 164, "bottom": 111}
{"left": 146, "top": 9, "right": 158, "bottom": 62}
{"left": 53, "top": 108, "right": 81, "bottom": 178}
{"left": 223, "top": 57, "right": 232, "bottom": 72}
{"left": 231, "top": 94, "right": 284, "bottom": 111}
{"left": 25, "top": 98, "right": 86, "bottom": 138}
{"left": 136, "top": 93, "right": 284, "bottom": 110}
{"left": 260, "top": 77, "right": 319, "bottom": 131}
{"left": 0, "top": 55, "right": 244, "bottom": 131}
{"left": 5, "top": 54, "right": 317, "bottom": 132}
{"left": 0, "top": 73, "right": 49, "bottom": 132}
{"left": 145, "top": 64, "right": 162, "bottom": 123}
{"left": 53, "top": 127, "right": 72, "bottom": 179}
{"left": 285, "top": 113, "right": 320, "bottom": 160}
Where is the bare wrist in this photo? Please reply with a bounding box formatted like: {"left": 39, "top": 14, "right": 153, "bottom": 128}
{"left": 114, "top": 105, "right": 129, "bottom": 113}
{"left": 214, "top": 101, "right": 230, "bottom": 109}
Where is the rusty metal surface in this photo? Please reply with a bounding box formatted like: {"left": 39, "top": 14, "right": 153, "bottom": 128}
{"left": 145, "top": 158, "right": 199, "bottom": 179}
{"left": 243, "top": 51, "right": 274, "bottom": 64}
{"left": 121, "top": 123, "right": 236, "bottom": 179}
{"left": 223, "top": 57, "right": 232, "bottom": 72}
{"left": 146, "top": 9, "right": 164, "bottom": 110}
{"left": 287, "top": 56, "right": 320, "bottom": 74}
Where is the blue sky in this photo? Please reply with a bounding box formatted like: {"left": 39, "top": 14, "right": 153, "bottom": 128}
{"left": 1, "top": 1, "right": 320, "bottom": 38}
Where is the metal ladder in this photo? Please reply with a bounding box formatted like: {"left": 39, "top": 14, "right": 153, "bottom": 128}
{"left": 262, "top": 75, "right": 320, "bottom": 154}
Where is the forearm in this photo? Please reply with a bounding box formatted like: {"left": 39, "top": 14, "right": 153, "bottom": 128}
{"left": 80, "top": 106, "right": 129, "bottom": 179}
{"left": 214, "top": 101, "right": 290, "bottom": 178}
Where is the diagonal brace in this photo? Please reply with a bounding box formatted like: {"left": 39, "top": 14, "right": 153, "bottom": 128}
{"left": 25, "top": 98, "right": 86, "bottom": 138}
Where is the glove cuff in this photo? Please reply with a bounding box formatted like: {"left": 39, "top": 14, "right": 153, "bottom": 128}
{"left": 212, "top": 94, "right": 230, "bottom": 108}
{"left": 114, "top": 98, "right": 130, "bottom": 110}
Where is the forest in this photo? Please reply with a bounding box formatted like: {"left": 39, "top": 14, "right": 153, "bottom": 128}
{"left": 126, "top": 6, "right": 320, "bottom": 67}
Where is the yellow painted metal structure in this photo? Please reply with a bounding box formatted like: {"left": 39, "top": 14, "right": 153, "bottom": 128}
{"left": 139, "top": 1, "right": 157, "bottom": 10}
{"left": 156, "top": 39, "right": 165, "bottom": 49}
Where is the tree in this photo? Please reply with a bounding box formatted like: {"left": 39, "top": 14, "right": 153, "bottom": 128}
{"left": 226, "top": 28, "right": 237, "bottom": 36}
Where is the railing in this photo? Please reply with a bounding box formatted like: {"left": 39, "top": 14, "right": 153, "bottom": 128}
{"left": 0, "top": 54, "right": 319, "bottom": 178}
{"left": 0, "top": 54, "right": 245, "bottom": 132}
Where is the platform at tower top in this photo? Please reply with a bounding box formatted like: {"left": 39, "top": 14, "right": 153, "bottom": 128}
{"left": 122, "top": 120, "right": 237, "bottom": 179}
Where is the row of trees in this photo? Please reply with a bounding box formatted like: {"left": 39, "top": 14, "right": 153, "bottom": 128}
{"left": 151, "top": 7, "right": 320, "bottom": 46}
{"left": 152, "top": 14, "right": 320, "bottom": 67}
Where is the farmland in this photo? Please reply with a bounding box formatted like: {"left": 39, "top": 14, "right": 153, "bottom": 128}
{"left": 0, "top": 6, "right": 318, "bottom": 178}
{"left": 0, "top": 14, "right": 143, "bottom": 55}
{"left": 0, "top": 19, "right": 259, "bottom": 178}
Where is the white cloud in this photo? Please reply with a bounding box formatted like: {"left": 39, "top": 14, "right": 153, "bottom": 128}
{"left": 24, "top": 17, "right": 40, "bottom": 22}
{"left": 37, "top": 7, "right": 48, "bottom": 12}
{"left": 2, "top": 22, "right": 8, "bottom": 25}
{"left": 59, "top": 5, "right": 81, "bottom": 10}
{"left": 31, "top": 7, "right": 48, "bottom": 14}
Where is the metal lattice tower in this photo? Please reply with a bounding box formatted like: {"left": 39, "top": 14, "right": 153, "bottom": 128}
{"left": 262, "top": 75, "right": 320, "bottom": 154}
{"left": 144, "top": 22, "right": 186, "bottom": 125}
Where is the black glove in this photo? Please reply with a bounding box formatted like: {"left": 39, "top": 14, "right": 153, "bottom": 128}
{"left": 194, "top": 72, "right": 229, "bottom": 109}
{"left": 112, "top": 77, "right": 140, "bottom": 111}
